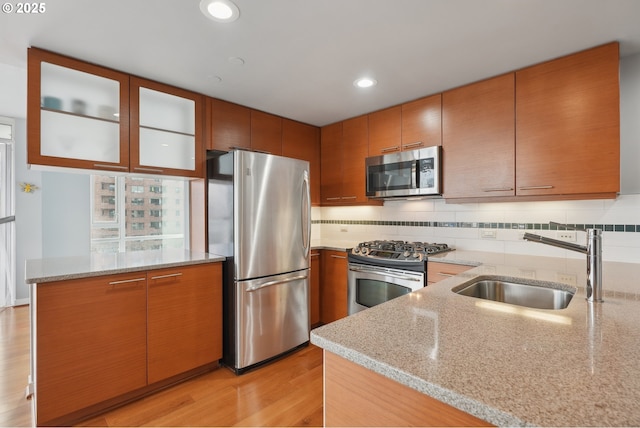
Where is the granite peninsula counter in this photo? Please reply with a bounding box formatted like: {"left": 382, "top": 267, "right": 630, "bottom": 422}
{"left": 311, "top": 251, "right": 640, "bottom": 427}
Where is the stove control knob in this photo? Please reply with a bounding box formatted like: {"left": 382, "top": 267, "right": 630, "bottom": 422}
{"left": 412, "top": 252, "right": 420, "bottom": 258}
{"left": 403, "top": 251, "right": 411, "bottom": 258}
{"left": 361, "top": 248, "right": 369, "bottom": 255}
{"left": 353, "top": 247, "right": 360, "bottom": 254}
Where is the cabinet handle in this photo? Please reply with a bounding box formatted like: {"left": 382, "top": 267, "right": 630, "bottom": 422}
{"left": 436, "top": 272, "right": 456, "bottom": 277}
{"left": 150, "top": 272, "right": 183, "bottom": 280}
{"left": 341, "top": 196, "right": 357, "bottom": 200}
{"left": 326, "top": 197, "right": 341, "bottom": 201}
{"left": 109, "top": 277, "right": 146, "bottom": 286}
{"left": 94, "top": 164, "right": 128, "bottom": 171}
{"left": 134, "top": 167, "right": 164, "bottom": 173}
{"left": 310, "top": 253, "right": 320, "bottom": 257}
{"left": 330, "top": 255, "right": 347, "bottom": 259}
{"left": 518, "top": 185, "right": 554, "bottom": 190}
{"left": 403, "top": 142, "right": 423, "bottom": 149}
{"left": 482, "top": 187, "right": 514, "bottom": 192}
{"left": 381, "top": 146, "right": 400, "bottom": 153}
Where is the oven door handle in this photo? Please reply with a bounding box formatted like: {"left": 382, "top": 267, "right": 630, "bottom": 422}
{"left": 348, "top": 266, "right": 423, "bottom": 282}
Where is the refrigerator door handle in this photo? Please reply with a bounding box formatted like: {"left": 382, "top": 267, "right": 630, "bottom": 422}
{"left": 246, "top": 274, "right": 309, "bottom": 292}
{"left": 302, "top": 170, "right": 311, "bottom": 258}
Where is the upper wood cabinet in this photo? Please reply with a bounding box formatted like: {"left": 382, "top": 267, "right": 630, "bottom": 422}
{"left": 515, "top": 42, "right": 620, "bottom": 198}
{"left": 368, "top": 106, "right": 401, "bottom": 155}
{"left": 442, "top": 74, "right": 516, "bottom": 199}
{"left": 130, "top": 77, "right": 205, "bottom": 178}
{"left": 320, "top": 116, "right": 371, "bottom": 205}
{"left": 401, "top": 94, "right": 442, "bottom": 149}
{"left": 282, "top": 119, "right": 321, "bottom": 206}
{"left": 28, "top": 47, "right": 131, "bottom": 172}
{"left": 207, "top": 98, "right": 251, "bottom": 151}
{"left": 27, "top": 48, "right": 205, "bottom": 178}
{"left": 251, "top": 110, "right": 282, "bottom": 155}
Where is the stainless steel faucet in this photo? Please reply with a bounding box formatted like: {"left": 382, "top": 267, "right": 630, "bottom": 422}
{"left": 523, "top": 222, "right": 603, "bottom": 303}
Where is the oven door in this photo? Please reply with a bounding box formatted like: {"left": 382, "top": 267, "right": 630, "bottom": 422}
{"left": 348, "top": 262, "right": 425, "bottom": 315}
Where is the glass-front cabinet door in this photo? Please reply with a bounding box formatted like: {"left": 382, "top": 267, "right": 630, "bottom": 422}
{"left": 27, "top": 48, "right": 130, "bottom": 171}
{"left": 130, "top": 78, "right": 204, "bottom": 178}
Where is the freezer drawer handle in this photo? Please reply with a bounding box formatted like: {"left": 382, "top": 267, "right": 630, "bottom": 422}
{"left": 247, "top": 274, "right": 308, "bottom": 292}
{"left": 150, "top": 273, "right": 183, "bottom": 280}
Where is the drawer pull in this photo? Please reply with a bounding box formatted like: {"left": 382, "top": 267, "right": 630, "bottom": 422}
{"left": 330, "top": 255, "right": 347, "bottom": 259}
{"left": 341, "top": 196, "right": 357, "bottom": 200}
{"left": 381, "top": 146, "right": 400, "bottom": 153}
{"left": 482, "top": 187, "right": 514, "bottom": 192}
{"left": 134, "top": 167, "right": 164, "bottom": 174}
{"left": 403, "top": 142, "right": 423, "bottom": 149}
{"left": 436, "top": 272, "right": 457, "bottom": 277}
{"left": 150, "top": 273, "right": 183, "bottom": 280}
{"left": 518, "top": 185, "right": 554, "bottom": 190}
{"left": 109, "top": 277, "right": 146, "bottom": 286}
{"left": 94, "top": 164, "right": 128, "bottom": 171}
{"left": 326, "top": 197, "right": 341, "bottom": 201}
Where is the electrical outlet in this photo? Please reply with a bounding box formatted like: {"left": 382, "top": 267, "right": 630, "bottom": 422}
{"left": 557, "top": 273, "right": 577, "bottom": 286}
{"left": 481, "top": 229, "right": 497, "bottom": 239}
{"left": 556, "top": 231, "right": 577, "bottom": 242}
{"left": 340, "top": 226, "right": 348, "bottom": 232}
{"left": 519, "top": 269, "right": 536, "bottom": 279}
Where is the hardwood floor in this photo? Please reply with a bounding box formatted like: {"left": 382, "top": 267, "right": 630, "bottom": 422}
{"left": 0, "top": 305, "right": 324, "bottom": 427}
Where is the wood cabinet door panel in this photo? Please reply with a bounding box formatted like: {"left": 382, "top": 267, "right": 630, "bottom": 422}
{"left": 341, "top": 115, "right": 369, "bottom": 203}
{"left": 147, "top": 263, "right": 222, "bottom": 384}
{"left": 320, "top": 250, "right": 348, "bottom": 324}
{"left": 443, "top": 74, "right": 515, "bottom": 199}
{"left": 320, "top": 122, "right": 343, "bottom": 203}
{"left": 368, "top": 106, "right": 401, "bottom": 155}
{"left": 282, "top": 119, "right": 321, "bottom": 206}
{"left": 251, "top": 110, "right": 282, "bottom": 155}
{"left": 515, "top": 42, "right": 620, "bottom": 196}
{"left": 36, "top": 273, "right": 147, "bottom": 424}
{"left": 402, "top": 94, "right": 442, "bottom": 150}
{"left": 208, "top": 98, "right": 251, "bottom": 151}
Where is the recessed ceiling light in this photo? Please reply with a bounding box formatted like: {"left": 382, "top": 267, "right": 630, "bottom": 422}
{"left": 200, "top": 0, "right": 240, "bottom": 22}
{"left": 354, "top": 77, "right": 377, "bottom": 88}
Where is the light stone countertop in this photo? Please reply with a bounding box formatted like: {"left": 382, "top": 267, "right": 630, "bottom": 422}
{"left": 25, "top": 249, "right": 225, "bottom": 284}
{"left": 311, "top": 250, "right": 640, "bottom": 427}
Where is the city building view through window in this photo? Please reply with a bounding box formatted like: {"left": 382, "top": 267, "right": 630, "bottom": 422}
{"left": 91, "top": 175, "right": 189, "bottom": 253}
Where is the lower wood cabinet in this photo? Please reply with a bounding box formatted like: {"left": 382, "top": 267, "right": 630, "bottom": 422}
{"left": 310, "top": 251, "right": 321, "bottom": 327}
{"left": 34, "top": 262, "right": 222, "bottom": 426}
{"left": 147, "top": 264, "right": 223, "bottom": 384}
{"left": 427, "top": 261, "right": 474, "bottom": 285}
{"left": 320, "top": 250, "right": 348, "bottom": 324}
{"left": 324, "top": 351, "right": 492, "bottom": 427}
{"left": 36, "top": 272, "right": 148, "bottom": 425}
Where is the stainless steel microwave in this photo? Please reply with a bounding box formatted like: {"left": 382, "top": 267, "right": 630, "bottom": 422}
{"left": 365, "top": 146, "right": 442, "bottom": 199}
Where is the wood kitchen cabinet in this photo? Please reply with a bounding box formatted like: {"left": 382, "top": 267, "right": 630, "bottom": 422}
{"left": 28, "top": 48, "right": 205, "bottom": 178}
{"left": 320, "top": 116, "right": 373, "bottom": 205}
{"left": 33, "top": 262, "right": 223, "bottom": 426}
{"left": 27, "top": 47, "right": 131, "bottom": 172}
{"left": 207, "top": 97, "right": 251, "bottom": 151}
{"left": 36, "top": 272, "right": 148, "bottom": 425}
{"left": 368, "top": 106, "right": 401, "bottom": 156}
{"left": 147, "top": 263, "right": 222, "bottom": 384}
{"left": 401, "top": 94, "right": 442, "bottom": 150}
{"left": 515, "top": 42, "right": 620, "bottom": 198}
{"left": 282, "top": 118, "right": 321, "bottom": 206}
{"left": 442, "top": 73, "right": 515, "bottom": 200}
{"left": 427, "top": 261, "right": 474, "bottom": 285}
{"left": 310, "top": 251, "right": 321, "bottom": 326}
{"left": 130, "top": 77, "right": 205, "bottom": 178}
{"left": 251, "top": 110, "right": 282, "bottom": 154}
{"left": 320, "top": 250, "right": 348, "bottom": 324}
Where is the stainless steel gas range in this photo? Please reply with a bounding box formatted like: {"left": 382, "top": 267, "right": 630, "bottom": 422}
{"left": 347, "top": 240, "right": 453, "bottom": 314}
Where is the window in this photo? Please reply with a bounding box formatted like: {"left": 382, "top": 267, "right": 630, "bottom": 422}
{"left": 90, "top": 175, "right": 189, "bottom": 253}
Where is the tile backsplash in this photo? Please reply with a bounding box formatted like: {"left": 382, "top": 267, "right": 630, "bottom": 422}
{"left": 313, "top": 194, "right": 640, "bottom": 263}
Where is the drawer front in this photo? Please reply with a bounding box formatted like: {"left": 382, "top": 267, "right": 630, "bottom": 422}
{"left": 427, "top": 262, "right": 473, "bottom": 284}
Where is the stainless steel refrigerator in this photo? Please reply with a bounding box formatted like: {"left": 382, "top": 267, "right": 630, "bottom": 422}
{"left": 207, "top": 150, "right": 311, "bottom": 374}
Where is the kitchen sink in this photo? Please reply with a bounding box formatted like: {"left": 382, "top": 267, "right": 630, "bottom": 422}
{"left": 453, "top": 277, "right": 575, "bottom": 310}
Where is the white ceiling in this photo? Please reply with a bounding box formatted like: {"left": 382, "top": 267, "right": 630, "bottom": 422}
{"left": 1, "top": 0, "right": 640, "bottom": 126}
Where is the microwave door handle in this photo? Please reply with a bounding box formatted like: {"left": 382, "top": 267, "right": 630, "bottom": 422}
{"left": 412, "top": 160, "right": 418, "bottom": 189}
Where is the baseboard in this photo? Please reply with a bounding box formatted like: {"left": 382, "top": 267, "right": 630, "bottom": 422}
{"left": 13, "top": 297, "right": 30, "bottom": 306}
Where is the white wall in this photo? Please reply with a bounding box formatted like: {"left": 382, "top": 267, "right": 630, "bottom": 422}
{"left": 319, "top": 52, "right": 640, "bottom": 264}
